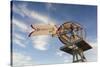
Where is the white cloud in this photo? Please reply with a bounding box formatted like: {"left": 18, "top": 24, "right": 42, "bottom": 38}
{"left": 14, "top": 33, "right": 25, "bottom": 40}
{"left": 56, "top": 50, "right": 65, "bottom": 57}
{"left": 63, "top": 56, "right": 72, "bottom": 63}
{"left": 13, "top": 19, "right": 29, "bottom": 33}
{"left": 13, "top": 52, "right": 35, "bottom": 67}
{"left": 13, "top": 38, "right": 26, "bottom": 48}
{"left": 84, "top": 41, "right": 97, "bottom": 62}
{"left": 13, "top": 33, "right": 27, "bottom": 48}
{"left": 56, "top": 50, "right": 72, "bottom": 63}
{"left": 12, "top": 4, "right": 25, "bottom": 17}
{"left": 88, "top": 41, "right": 97, "bottom": 47}
{"left": 30, "top": 11, "right": 49, "bottom": 23}
{"left": 13, "top": 4, "right": 48, "bottom": 23}
{"left": 31, "top": 35, "right": 49, "bottom": 51}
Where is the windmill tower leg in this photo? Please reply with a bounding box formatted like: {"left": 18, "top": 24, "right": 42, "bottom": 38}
{"left": 73, "top": 47, "right": 79, "bottom": 62}
{"left": 78, "top": 49, "right": 87, "bottom": 62}
{"left": 72, "top": 48, "right": 87, "bottom": 63}
{"left": 73, "top": 50, "right": 79, "bottom": 62}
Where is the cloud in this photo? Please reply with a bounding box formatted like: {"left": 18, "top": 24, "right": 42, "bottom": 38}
{"left": 56, "top": 50, "right": 72, "bottom": 63}
{"left": 63, "top": 56, "right": 72, "bottom": 63}
{"left": 13, "top": 4, "right": 51, "bottom": 24}
{"left": 12, "top": 18, "right": 31, "bottom": 48}
{"left": 12, "top": 4, "right": 25, "bottom": 17}
{"left": 14, "top": 33, "right": 25, "bottom": 40}
{"left": 84, "top": 41, "right": 97, "bottom": 62}
{"left": 13, "top": 38, "right": 26, "bottom": 48}
{"left": 13, "top": 52, "right": 35, "bottom": 67}
{"left": 56, "top": 50, "right": 65, "bottom": 57}
{"left": 12, "top": 18, "right": 29, "bottom": 48}
{"left": 31, "top": 35, "right": 49, "bottom": 51}
{"left": 13, "top": 33, "right": 27, "bottom": 48}
{"left": 56, "top": 50, "right": 72, "bottom": 62}
{"left": 13, "top": 19, "right": 29, "bottom": 33}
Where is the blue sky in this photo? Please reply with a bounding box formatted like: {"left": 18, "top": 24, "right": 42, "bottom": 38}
{"left": 11, "top": 1, "right": 97, "bottom": 66}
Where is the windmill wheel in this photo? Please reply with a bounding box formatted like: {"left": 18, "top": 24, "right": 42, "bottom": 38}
{"left": 57, "top": 21, "right": 85, "bottom": 46}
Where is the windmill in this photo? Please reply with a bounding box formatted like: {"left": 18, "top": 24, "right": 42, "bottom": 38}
{"left": 29, "top": 21, "right": 92, "bottom": 63}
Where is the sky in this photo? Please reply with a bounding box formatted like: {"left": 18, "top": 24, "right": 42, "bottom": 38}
{"left": 11, "top": 1, "right": 97, "bottom": 67}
